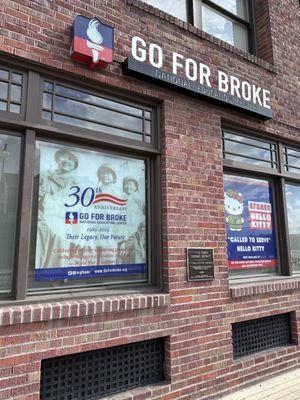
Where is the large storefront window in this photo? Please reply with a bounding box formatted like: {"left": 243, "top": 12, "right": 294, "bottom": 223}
{"left": 285, "top": 183, "right": 300, "bottom": 273}
{"left": 28, "top": 142, "right": 148, "bottom": 290}
{"left": 0, "top": 132, "right": 21, "bottom": 294}
{"left": 224, "top": 174, "right": 278, "bottom": 276}
{"left": 0, "top": 63, "right": 159, "bottom": 300}
{"left": 223, "top": 130, "right": 300, "bottom": 279}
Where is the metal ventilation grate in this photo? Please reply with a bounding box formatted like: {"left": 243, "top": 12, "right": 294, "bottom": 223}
{"left": 40, "top": 338, "right": 165, "bottom": 400}
{"left": 232, "top": 313, "right": 292, "bottom": 359}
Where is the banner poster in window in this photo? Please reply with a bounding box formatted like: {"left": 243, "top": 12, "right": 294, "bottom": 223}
{"left": 224, "top": 175, "right": 278, "bottom": 270}
{"left": 34, "top": 143, "right": 147, "bottom": 281}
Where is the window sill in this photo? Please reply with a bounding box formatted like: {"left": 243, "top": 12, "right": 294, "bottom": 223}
{"left": 230, "top": 276, "right": 300, "bottom": 298}
{"left": 0, "top": 291, "right": 170, "bottom": 327}
{"left": 126, "top": 0, "right": 277, "bottom": 73}
{"left": 100, "top": 381, "right": 171, "bottom": 400}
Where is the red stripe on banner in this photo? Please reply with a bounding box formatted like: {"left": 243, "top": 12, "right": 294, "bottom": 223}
{"left": 228, "top": 259, "right": 278, "bottom": 269}
{"left": 93, "top": 194, "right": 127, "bottom": 205}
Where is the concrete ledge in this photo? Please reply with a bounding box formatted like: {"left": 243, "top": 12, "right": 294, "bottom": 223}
{"left": 230, "top": 278, "right": 300, "bottom": 298}
{"left": 0, "top": 293, "right": 170, "bottom": 326}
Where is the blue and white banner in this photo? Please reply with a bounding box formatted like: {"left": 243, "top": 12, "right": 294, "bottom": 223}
{"left": 35, "top": 142, "right": 147, "bottom": 281}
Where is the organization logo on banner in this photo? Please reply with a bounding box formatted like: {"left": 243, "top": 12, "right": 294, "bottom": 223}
{"left": 70, "top": 15, "right": 114, "bottom": 69}
{"left": 65, "top": 212, "right": 78, "bottom": 224}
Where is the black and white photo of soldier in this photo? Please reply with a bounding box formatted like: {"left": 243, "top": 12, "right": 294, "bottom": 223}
{"left": 97, "top": 163, "right": 118, "bottom": 195}
{"left": 36, "top": 148, "right": 79, "bottom": 268}
{"left": 116, "top": 176, "right": 146, "bottom": 265}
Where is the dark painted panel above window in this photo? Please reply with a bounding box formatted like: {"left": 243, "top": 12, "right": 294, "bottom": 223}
{"left": 42, "top": 81, "right": 153, "bottom": 143}
{"left": 0, "top": 67, "right": 24, "bottom": 116}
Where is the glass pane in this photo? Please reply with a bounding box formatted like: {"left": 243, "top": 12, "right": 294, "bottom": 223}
{"left": 202, "top": 6, "right": 248, "bottom": 51}
{"left": 0, "top": 101, "right": 7, "bottom": 111}
{"left": 11, "top": 73, "right": 22, "bottom": 84}
{"left": 43, "top": 81, "right": 54, "bottom": 92}
{"left": 224, "top": 132, "right": 273, "bottom": 150}
{"left": 224, "top": 174, "right": 278, "bottom": 276}
{"left": 285, "top": 183, "right": 300, "bottom": 272}
{"left": 10, "top": 85, "right": 22, "bottom": 103}
{"left": 145, "top": 120, "right": 151, "bottom": 135}
{"left": 0, "top": 82, "right": 8, "bottom": 100}
{"left": 145, "top": 111, "right": 151, "bottom": 119}
{"left": 42, "top": 111, "right": 52, "bottom": 120}
{"left": 55, "top": 85, "right": 143, "bottom": 117}
{"left": 233, "top": 22, "right": 248, "bottom": 52}
{"left": 53, "top": 114, "right": 143, "bottom": 141}
{"left": 285, "top": 147, "right": 300, "bottom": 158}
{"left": 9, "top": 104, "right": 21, "bottom": 114}
{"left": 29, "top": 142, "right": 147, "bottom": 290}
{"left": 0, "top": 133, "right": 21, "bottom": 293}
{"left": 223, "top": 132, "right": 277, "bottom": 168}
{"left": 54, "top": 96, "right": 143, "bottom": 132}
{"left": 43, "top": 93, "right": 53, "bottom": 110}
{"left": 142, "top": 0, "right": 187, "bottom": 21}
{"left": 287, "top": 155, "right": 300, "bottom": 171}
{"left": 209, "top": 0, "right": 248, "bottom": 20}
{"left": 226, "top": 141, "right": 272, "bottom": 161}
{"left": 224, "top": 153, "right": 274, "bottom": 168}
{"left": 0, "top": 69, "right": 9, "bottom": 81}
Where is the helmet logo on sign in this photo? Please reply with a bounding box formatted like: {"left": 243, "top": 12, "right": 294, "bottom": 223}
{"left": 70, "top": 15, "right": 114, "bottom": 69}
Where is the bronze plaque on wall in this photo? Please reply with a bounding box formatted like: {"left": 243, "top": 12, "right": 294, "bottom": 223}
{"left": 187, "top": 248, "right": 214, "bottom": 281}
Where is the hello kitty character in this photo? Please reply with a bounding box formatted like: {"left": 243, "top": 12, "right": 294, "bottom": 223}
{"left": 225, "top": 189, "right": 244, "bottom": 231}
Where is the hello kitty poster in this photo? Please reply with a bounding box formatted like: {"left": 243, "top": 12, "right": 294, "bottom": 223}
{"left": 224, "top": 175, "right": 278, "bottom": 271}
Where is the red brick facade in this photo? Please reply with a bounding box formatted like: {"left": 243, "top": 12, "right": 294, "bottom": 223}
{"left": 0, "top": 0, "right": 299, "bottom": 399}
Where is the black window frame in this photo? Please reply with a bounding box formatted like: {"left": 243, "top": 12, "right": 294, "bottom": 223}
{"left": 223, "top": 127, "right": 300, "bottom": 280}
{"left": 0, "top": 58, "right": 162, "bottom": 302}
{"left": 142, "top": 0, "right": 257, "bottom": 54}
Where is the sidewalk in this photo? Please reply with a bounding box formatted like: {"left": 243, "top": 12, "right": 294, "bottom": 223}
{"left": 219, "top": 368, "right": 300, "bottom": 400}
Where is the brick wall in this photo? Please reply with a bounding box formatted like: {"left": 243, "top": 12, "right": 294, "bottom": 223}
{"left": 0, "top": 0, "right": 299, "bottom": 399}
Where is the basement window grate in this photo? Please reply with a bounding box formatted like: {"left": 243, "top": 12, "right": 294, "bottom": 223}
{"left": 232, "top": 313, "right": 292, "bottom": 359}
{"left": 40, "top": 338, "right": 165, "bottom": 400}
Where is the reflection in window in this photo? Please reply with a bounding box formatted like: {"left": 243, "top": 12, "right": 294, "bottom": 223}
{"left": 0, "top": 68, "right": 23, "bottom": 114}
{"left": 223, "top": 131, "right": 278, "bottom": 169}
{"left": 209, "top": 0, "right": 248, "bottom": 20}
{"left": 0, "top": 133, "right": 21, "bottom": 293}
{"left": 202, "top": 6, "right": 248, "bottom": 50}
{"left": 193, "top": 0, "right": 250, "bottom": 51}
{"left": 42, "top": 82, "right": 153, "bottom": 143}
{"left": 142, "top": 0, "right": 187, "bottom": 21}
{"left": 285, "top": 183, "right": 300, "bottom": 272}
{"left": 284, "top": 146, "right": 300, "bottom": 174}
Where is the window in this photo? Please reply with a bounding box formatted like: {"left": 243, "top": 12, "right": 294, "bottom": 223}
{"left": 28, "top": 142, "right": 148, "bottom": 291}
{"left": 0, "top": 65, "right": 160, "bottom": 299}
{"left": 223, "top": 129, "right": 300, "bottom": 278}
{"left": 142, "top": 0, "right": 254, "bottom": 53}
{"left": 141, "top": 0, "right": 187, "bottom": 21}
{"left": 0, "top": 132, "right": 21, "bottom": 294}
{"left": 194, "top": 0, "right": 250, "bottom": 51}
{"left": 0, "top": 67, "right": 24, "bottom": 116}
